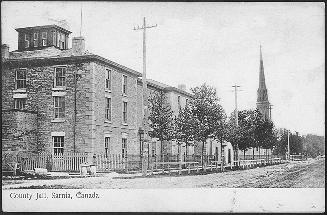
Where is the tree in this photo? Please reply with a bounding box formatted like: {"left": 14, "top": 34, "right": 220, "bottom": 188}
{"left": 253, "top": 110, "right": 277, "bottom": 155}
{"left": 273, "top": 129, "right": 304, "bottom": 156}
{"left": 303, "top": 134, "right": 325, "bottom": 158}
{"left": 174, "top": 104, "right": 197, "bottom": 158}
{"left": 289, "top": 132, "right": 304, "bottom": 155}
{"left": 226, "top": 109, "right": 261, "bottom": 158}
{"left": 273, "top": 128, "right": 288, "bottom": 156}
{"left": 238, "top": 110, "right": 256, "bottom": 157}
{"left": 190, "top": 83, "right": 226, "bottom": 163}
{"left": 148, "top": 90, "right": 175, "bottom": 156}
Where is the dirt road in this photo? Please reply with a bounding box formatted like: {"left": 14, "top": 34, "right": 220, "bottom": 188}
{"left": 2, "top": 158, "right": 325, "bottom": 189}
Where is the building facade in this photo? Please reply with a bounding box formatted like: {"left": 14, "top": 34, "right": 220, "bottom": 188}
{"left": 136, "top": 78, "right": 194, "bottom": 157}
{"left": 2, "top": 24, "right": 193, "bottom": 158}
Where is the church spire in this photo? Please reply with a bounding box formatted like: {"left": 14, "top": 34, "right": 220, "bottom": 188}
{"left": 256, "top": 45, "right": 271, "bottom": 120}
{"left": 259, "top": 45, "right": 266, "bottom": 89}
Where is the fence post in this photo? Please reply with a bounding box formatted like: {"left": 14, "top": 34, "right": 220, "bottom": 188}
{"left": 125, "top": 155, "right": 129, "bottom": 174}
{"left": 188, "top": 163, "right": 191, "bottom": 174}
{"left": 179, "top": 162, "right": 182, "bottom": 175}
{"left": 168, "top": 163, "right": 171, "bottom": 175}
{"left": 151, "top": 160, "right": 154, "bottom": 175}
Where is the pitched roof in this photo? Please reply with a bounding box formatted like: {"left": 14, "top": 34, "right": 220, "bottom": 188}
{"left": 138, "top": 78, "right": 193, "bottom": 98}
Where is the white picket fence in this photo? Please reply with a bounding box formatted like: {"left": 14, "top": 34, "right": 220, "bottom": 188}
{"left": 14, "top": 152, "right": 140, "bottom": 172}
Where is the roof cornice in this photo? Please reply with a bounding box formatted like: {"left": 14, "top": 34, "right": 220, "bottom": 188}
{"left": 15, "top": 25, "right": 72, "bottom": 34}
{"left": 137, "top": 79, "right": 193, "bottom": 98}
{"left": 164, "top": 86, "right": 194, "bottom": 98}
{"left": 2, "top": 54, "right": 142, "bottom": 77}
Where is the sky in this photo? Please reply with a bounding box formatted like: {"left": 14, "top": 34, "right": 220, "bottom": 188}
{"left": 1, "top": 2, "right": 325, "bottom": 136}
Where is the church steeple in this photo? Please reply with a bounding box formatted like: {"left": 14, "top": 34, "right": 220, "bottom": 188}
{"left": 259, "top": 45, "right": 267, "bottom": 90}
{"left": 256, "top": 45, "right": 271, "bottom": 120}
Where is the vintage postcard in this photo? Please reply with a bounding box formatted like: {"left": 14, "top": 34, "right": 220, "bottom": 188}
{"left": 1, "top": 1, "right": 325, "bottom": 212}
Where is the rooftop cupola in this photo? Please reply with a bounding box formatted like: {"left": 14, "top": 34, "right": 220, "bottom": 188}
{"left": 15, "top": 25, "right": 72, "bottom": 52}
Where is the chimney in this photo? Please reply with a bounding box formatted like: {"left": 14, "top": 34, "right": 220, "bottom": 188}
{"left": 1, "top": 44, "right": 9, "bottom": 59}
{"left": 72, "top": 37, "right": 85, "bottom": 55}
{"left": 178, "top": 84, "right": 186, "bottom": 91}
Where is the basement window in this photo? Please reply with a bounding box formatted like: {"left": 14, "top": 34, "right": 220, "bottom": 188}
{"left": 53, "top": 136, "right": 64, "bottom": 155}
{"left": 14, "top": 98, "right": 26, "bottom": 110}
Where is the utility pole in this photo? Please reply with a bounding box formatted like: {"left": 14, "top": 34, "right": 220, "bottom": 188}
{"left": 134, "top": 17, "right": 157, "bottom": 176}
{"left": 232, "top": 85, "right": 241, "bottom": 126}
{"left": 73, "top": 70, "right": 77, "bottom": 152}
{"left": 80, "top": 3, "right": 83, "bottom": 37}
{"left": 287, "top": 129, "right": 290, "bottom": 160}
{"left": 232, "top": 85, "right": 241, "bottom": 161}
{"left": 268, "top": 104, "right": 273, "bottom": 120}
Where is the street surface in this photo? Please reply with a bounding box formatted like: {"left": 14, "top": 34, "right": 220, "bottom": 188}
{"left": 2, "top": 158, "right": 325, "bottom": 189}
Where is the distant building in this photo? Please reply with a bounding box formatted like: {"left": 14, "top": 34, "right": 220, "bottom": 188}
{"left": 136, "top": 78, "right": 194, "bottom": 157}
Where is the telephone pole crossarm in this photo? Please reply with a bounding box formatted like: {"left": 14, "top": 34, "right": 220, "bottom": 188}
{"left": 133, "top": 24, "right": 157, "bottom": 31}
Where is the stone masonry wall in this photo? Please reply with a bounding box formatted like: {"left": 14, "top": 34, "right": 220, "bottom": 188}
{"left": 92, "top": 62, "right": 140, "bottom": 155}
{"left": 2, "top": 62, "right": 94, "bottom": 154}
{"left": 2, "top": 110, "right": 37, "bottom": 152}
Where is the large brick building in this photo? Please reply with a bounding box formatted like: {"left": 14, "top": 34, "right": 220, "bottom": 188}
{"left": 1, "top": 24, "right": 193, "bottom": 157}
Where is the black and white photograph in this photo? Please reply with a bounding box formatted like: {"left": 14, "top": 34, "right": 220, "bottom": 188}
{"left": 1, "top": 1, "right": 325, "bottom": 212}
